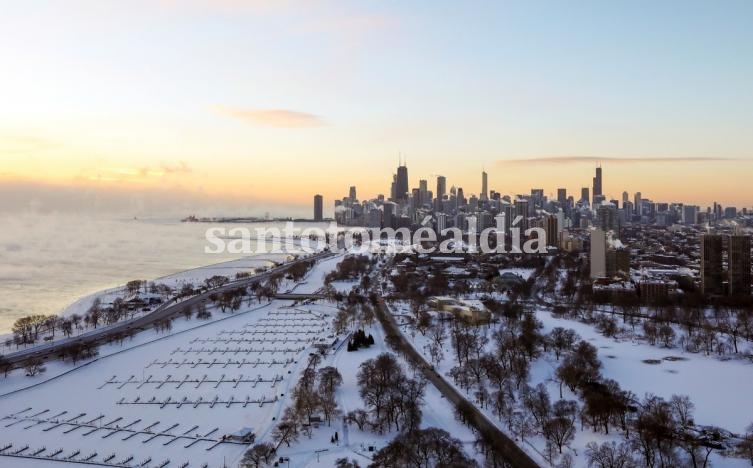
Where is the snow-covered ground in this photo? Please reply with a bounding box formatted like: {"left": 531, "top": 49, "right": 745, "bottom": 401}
{"left": 0, "top": 252, "right": 337, "bottom": 468}
{"left": 271, "top": 306, "right": 484, "bottom": 468}
{"left": 397, "top": 299, "right": 753, "bottom": 468}
{"left": 0, "top": 300, "right": 334, "bottom": 468}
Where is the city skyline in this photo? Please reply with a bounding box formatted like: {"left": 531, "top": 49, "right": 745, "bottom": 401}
{"left": 2, "top": 1, "right": 753, "bottom": 216}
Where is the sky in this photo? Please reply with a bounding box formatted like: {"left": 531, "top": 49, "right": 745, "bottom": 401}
{"left": 1, "top": 0, "right": 752, "bottom": 217}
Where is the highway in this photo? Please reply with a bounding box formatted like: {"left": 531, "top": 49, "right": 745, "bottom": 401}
{"left": 3, "top": 251, "right": 333, "bottom": 368}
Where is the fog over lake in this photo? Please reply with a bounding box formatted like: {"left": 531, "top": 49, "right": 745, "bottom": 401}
{"left": 0, "top": 214, "right": 325, "bottom": 333}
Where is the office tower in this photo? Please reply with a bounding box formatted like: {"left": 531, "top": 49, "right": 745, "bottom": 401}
{"left": 581, "top": 187, "right": 589, "bottom": 204}
{"left": 436, "top": 176, "right": 446, "bottom": 202}
{"left": 313, "top": 194, "right": 323, "bottom": 221}
{"left": 435, "top": 212, "right": 447, "bottom": 233}
{"left": 419, "top": 179, "right": 429, "bottom": 206}
{"left": 701, "top": 234, "right": 724, "bottom": 296}
{"left": 395, "top": 164, "right": 409, "bottom": 203}
{"left": 456, "top": 188, "right": 466, "bottom": 208}
{"left": 348, "top": 186, "right": 357, "bottom": 200}
{"left": 683, "top": 205, "right": 698, "bottom": 225}
{"left": 514, "top": 198, "right": 529, "bottom": 234}
{"left": 531, "top": 189, "right": 544, "bottom": 209}
{"left": 481, "top": 171, "right": 488, "bottom": 200}
{"left": 545, "top": 214, "right": 558, "bottom": 247}
{"left": 622, "top": 191, "right": 628, "bottom": 204}
{"left": 367, "top": 208, "right": 382, "bottom": 228}
{"left": 597, "top": 203, "right": 619, "bottom": 232}
{"left": 590, "top": 228, "right": 607, "bottom": 279}
{"left": 592, "top": 166, "right": 602, "bottom": 204}
{"left": 557, "top": 188, "right": 567, "bottom": 204}
{"left": 729, "top": 235, "right": 751, "bottom": 296}
{"left": 382, "top": 202, "right": 397, "bottom": 229}
{"left": 725, "top": 207, "right": 737, "bottom": 219}
{"left": 411, "top": 188, "right": 421, "bottom": 211}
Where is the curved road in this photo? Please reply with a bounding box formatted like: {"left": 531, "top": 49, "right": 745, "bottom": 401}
{"left": 3, "top": 252, "right": 333, "bottom": 368}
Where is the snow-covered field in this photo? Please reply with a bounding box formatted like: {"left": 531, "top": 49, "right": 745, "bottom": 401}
{"left": 399, "top": 298, "right": 753, "bottom": 468}
{"left": 271, "top": 308, "right": 483, "bottom": 468}
{"left": 0, "top": 300, "right": 335, "bottom": 468}
{"left": 1, "top": 249, "right": 483, "bottom": 468}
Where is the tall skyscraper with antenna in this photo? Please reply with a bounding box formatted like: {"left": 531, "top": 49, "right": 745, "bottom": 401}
{"left": 394, "top": 157, "right": 409, "bottom": 203}
{"left": 592, "top": 164, "right": 602, "bottom": 204}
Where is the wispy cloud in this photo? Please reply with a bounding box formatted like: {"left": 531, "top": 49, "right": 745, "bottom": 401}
{"left": 89, "top": 161, "right": 192, "bottom": 183}
{"left": 496, "top": 156, "right": 741, "bottom": 165}
{"left": 213, "top": 105, "right": 326, "bottom": 128}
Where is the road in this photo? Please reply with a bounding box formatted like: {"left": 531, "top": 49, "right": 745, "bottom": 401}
{"left": 3, "top": 252, "right": 333, "bottom": 368}
{"left": 373, "top": 298, "right": 542, "bottom": 468}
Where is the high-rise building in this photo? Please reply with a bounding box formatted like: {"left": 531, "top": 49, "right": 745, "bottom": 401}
{"left": 581, "top": 187, "right": 590, "bottom": 204}
{"left": 382, "top": 202, "right": 397, "bottom": 229}
{"left": 313, "top": 194, "right": 323, "bottom": 221}
{"left": 395, "top": 164, "right": 409, "bottom": 203}
{"left": 590, "top": 228, "right": 607, "bottom": 279}
{"left": 557, "top": 188, "right": 567, "bottom": 204}
{"left": 597, "top": 203, "right": 619, "bottom": 232}
{"left": 634, "top": 192, "right": 642, "bottom": 215}
{"left": 701, "top": 234, "right": 724, "bottom": 296}
{"left": 622, "top": 191, "right": 629, "bottom": 205}
{"left": 481, "top": 171, "right": 488, "bottom": 200}
{"left": 592, "top": 165, "right": 602, "bottom": 204}
{"left": 531, "top": 189, "right": 544, "bottom": 209}
{"left": 514, "top": 198, "right": 529, "bottom": 234}
{"left": 683, "top": 205, "right": 698, "bottom": 225}
{"left": 436, "top": 176, "right": 446, "bottom": 202}
{"left": 419, "top": 179, "right": 429, "bottom": 206}
{"left": 545, "top": 214, "right": 558, "bottom": 247}
{"left": 349, "top": 186, "right": 357, "bottom": 200}
{"left": 729, "top": 235, "right": 751, "bottom": 296}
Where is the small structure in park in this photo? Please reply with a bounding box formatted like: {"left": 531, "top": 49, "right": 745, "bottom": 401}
{"left": 427, "top": 296, "right": 491, "bottom": 324}
{"left": 226, "top": 427, "right": 255, "bottom": 443}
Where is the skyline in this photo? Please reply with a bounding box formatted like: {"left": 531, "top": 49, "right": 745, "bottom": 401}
{"left": 3, "top": 0, "right": 753, "bottom": 216}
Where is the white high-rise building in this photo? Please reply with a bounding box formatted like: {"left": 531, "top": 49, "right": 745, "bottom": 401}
{"left": 590, "top": 228, "right": 607, "bottom": 279}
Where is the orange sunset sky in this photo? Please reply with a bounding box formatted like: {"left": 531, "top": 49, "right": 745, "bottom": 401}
{"left": 1, "top": 1, "right": 752, "bottom": 217}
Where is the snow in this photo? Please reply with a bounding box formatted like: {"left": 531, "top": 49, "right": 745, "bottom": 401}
{"left": 0, "top": 253, "right": 338, "bottom": 468}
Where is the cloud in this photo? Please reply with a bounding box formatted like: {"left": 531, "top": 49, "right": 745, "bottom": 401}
{"left": 0, "top": 134, "right": 61, "bottom": 159}
{"left": 160, "top": 161, "right": 192, "bottom": 175}
{"left": 213, "top": 105, "right": 326, "bottom": 128}
{"left": 496, "top": 156, "right": 741, "bottom": 165}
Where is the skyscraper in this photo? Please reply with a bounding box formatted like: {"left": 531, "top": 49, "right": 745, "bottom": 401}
{"left": 395, "top": 164, "right": 409, "bottom": 203}
{"left": 701, "top": 234, "right": 724, "bottom": 296}
{"left": 419, "top": 179, "right": 429, "bottom": 206}
{"left": 349, "top": 186, "right": 357, "bottom": 200}
{"left": 481, "top": 171, "right": 488, "bottom": 200}
{"left": 436, "top": 176, "right": 446, "bottom": 201}
{"left": 581, "top": 187, "right": 590, "bottom": 204}
{"left": 545, "top": 214, "right": 558, "bottom": 247}
{"left": 514, "top": 198, "right": 529, "bottom": 234}
{"left": 683, "top": 205, "right": 698, "bottom": 225}
{"left": 313, "top": 194, "right": 323, "bottom": 221}
{"left": 557, "top": 188, "right": 567, "bottom": 204}
{"left": 590, "top": 228, "right": 607, "bottom": 279}
{"left": 592, "top": 165, "right": 602, "bottom": 204}
{"left": 729, "top": 235, "right": 751, "bottom": 296}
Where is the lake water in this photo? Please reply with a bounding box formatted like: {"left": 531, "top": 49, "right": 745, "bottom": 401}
{"left": 0, "top": 214, "right": 331, "bottom": 333}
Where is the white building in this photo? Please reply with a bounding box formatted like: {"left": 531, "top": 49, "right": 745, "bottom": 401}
{"left": 590, "top": 227, "right": 607, "bottom": 279}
